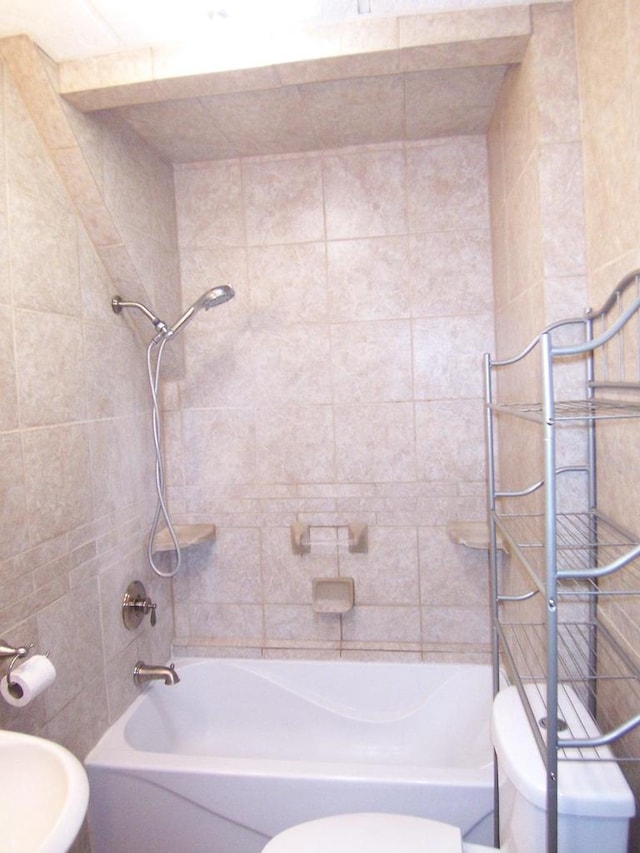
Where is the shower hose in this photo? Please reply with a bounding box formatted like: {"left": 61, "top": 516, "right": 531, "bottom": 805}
{"left": 146, "top": 336, "right": 182, "bottom": 578}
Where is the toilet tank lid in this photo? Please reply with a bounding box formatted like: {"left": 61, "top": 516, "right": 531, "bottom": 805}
{"left": 492, "top": 685, "right": 635, "bottom": 819}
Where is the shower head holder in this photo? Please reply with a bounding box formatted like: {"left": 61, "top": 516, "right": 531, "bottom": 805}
{"left": 111, "top": 295, "right": 169, "bottom": 337}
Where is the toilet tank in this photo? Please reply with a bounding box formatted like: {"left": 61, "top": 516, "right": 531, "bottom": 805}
{"left": 491, "top": 685, "right": 635, "bottom": 853}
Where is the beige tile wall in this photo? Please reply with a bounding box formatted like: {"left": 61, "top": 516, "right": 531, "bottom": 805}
{"left": 487, "top": 1, "right": 587, "bottom": 573}
{"left": 170, "top": 136, "right": 495, "bottom": 661}
{"left": 574, "top": 0, "right": 640, "bottom": 836}
{"left": 0, "top": 46, "right": 179, "bottom": 853}
{"left": 488, "top": 0, "right": 640, "bottom": 836}
{"left": 575, "top": 0, "right": 640, "bottom": 297}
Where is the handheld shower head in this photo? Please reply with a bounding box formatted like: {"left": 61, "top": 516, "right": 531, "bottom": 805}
{"left": 168, "top": 285, "right": 235, "bottom": 336}
{"left": 202, "top": 284, "right": 236, "bottom": 309}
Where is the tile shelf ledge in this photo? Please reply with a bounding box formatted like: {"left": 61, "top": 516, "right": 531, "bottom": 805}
{"left": 151, "top": 523, "right": 216, "bottom": 554}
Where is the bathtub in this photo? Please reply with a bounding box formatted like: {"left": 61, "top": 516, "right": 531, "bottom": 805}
{"left": 85, "top": 658, "right": 495, "bottom": 853}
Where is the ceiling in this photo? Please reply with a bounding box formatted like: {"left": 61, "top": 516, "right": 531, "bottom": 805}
{"left": 0, "top": 0, "right": 539, "bottom": 164}
{"left": 0, "top": 0, "right": 536, "bottom": 61}
{"left": 109, "top": 64, "right": 509, "bottom": 163}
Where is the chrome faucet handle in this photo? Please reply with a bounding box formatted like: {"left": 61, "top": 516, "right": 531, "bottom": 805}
{"left": 122, "top": 581, "right": 158, "bottom": 630}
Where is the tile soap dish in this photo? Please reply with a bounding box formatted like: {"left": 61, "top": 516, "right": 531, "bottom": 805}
{"left": 312, "top": 577, "right": 354, "bottom": 614}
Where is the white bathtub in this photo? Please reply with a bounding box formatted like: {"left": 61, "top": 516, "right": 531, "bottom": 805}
{"left": 85, "top": 658, "right": 494, "bottom": 853}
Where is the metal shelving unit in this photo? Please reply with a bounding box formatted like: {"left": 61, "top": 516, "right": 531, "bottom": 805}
{"left": 484, "top": 270, "right": 640, "bottom": 853}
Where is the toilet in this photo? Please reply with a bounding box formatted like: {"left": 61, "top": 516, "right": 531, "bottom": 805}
{"left": 263, "top": 685, "right": 635, "bottom": 853}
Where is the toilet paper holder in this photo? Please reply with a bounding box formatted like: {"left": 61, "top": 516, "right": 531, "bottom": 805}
{"left": 0, "top": 639, "right": 35, "bottom": 689}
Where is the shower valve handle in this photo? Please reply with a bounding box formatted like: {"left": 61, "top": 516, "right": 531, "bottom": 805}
{"left": 122, "top": 581, "right": 158, "bottom": 629}
{"left": 134, "top": 596, "right": 157, "bottom": 626}
{"left": 143, "top": 599, "right": 157, "bottom": 627}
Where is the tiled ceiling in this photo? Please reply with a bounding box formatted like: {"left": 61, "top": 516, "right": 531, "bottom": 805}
{"left": 0, "top": 0, "right": 542, "bottom": 164}
{"left": 111, "top": 64, "right": 508, "bottom": 163}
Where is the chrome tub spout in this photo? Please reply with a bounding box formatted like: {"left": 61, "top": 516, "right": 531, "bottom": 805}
{"left": 133, "top": 661, "right": 180, "bottom": 686}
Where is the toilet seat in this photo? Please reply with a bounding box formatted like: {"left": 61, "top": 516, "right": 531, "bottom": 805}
{"left": 262, "top": 813, "right": 463, "bottom": 853}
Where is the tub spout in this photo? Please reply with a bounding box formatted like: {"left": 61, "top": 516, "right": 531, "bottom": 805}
{"left": 133, "top": 661, "right": 180, "bottom": 686}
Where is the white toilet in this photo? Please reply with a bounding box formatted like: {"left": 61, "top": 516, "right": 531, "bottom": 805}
{"left": 263, "top": 685, "right": 635, "bottom": 853}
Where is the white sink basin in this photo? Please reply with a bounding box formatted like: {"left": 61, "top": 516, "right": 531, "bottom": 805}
{"left": 0, "top": 729, "right": 89, "bottom": 852}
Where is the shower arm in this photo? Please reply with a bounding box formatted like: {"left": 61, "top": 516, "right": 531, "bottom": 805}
{"left": 111, "top": 296, "right": 170, "bottom": 338}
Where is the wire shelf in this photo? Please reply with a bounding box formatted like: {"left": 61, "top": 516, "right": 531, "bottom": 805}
{"left": 498, "top": 621, "right": 640, "bottom": 762}
{"left": 494, "top": 510, "right": 640, "bottom": 592}
{"left": 490, "top": 398, "right": 640, "bottom": 423}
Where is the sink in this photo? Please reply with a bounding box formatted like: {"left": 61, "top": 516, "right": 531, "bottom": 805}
{"left": 0, "top": 729, "right": 89, "bottom": 852}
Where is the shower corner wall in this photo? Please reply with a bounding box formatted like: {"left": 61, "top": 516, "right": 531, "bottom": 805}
{"left": 0, "top": 35, "right": 179, "bottom": 798}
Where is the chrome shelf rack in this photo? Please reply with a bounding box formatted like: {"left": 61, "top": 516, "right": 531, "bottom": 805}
{"left": 484, "top": 270, "right": 640, "bottom": 853}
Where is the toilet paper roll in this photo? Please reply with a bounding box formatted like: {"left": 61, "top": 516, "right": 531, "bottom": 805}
{"left": 0, "top": 654, "right": 56, "bottom": 707}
